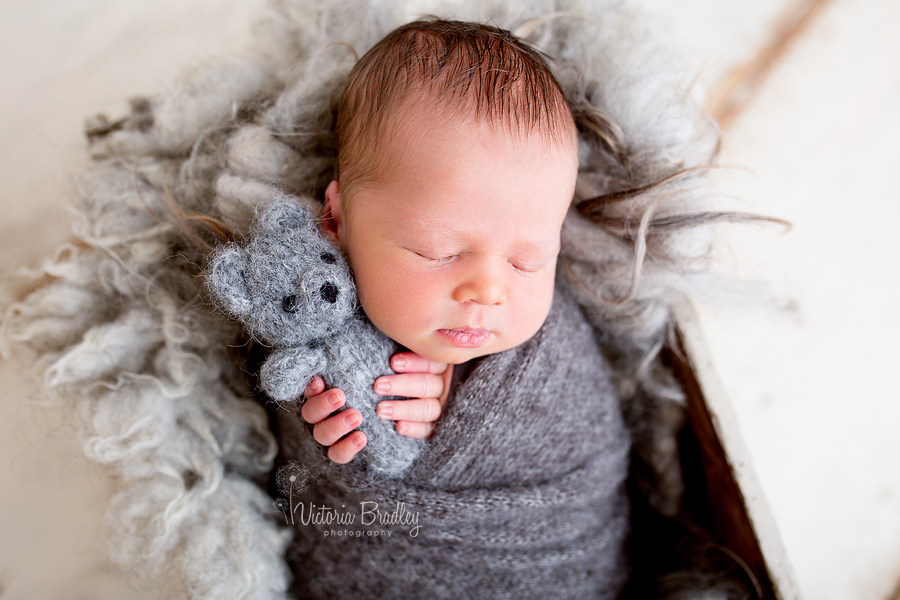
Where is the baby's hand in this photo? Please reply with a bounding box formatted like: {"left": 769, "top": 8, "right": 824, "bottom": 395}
{"left": 300, "top": 352, "right": 452, "bottom": 465}
{"left": 374, "top": 352, "right": 453, "bottom": 439}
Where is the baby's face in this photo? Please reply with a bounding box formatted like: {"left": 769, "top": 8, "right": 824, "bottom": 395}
{"left": 326, "top": 111, "right": 578, "bottom": 365}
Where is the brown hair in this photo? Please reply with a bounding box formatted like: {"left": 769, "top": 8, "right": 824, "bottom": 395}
{"left": 334, "top": 18, "right": 576, "bottom": 198}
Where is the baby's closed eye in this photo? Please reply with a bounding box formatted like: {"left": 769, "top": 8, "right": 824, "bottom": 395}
{"left": 507, "top": 250, "right": 557, "bottom": 275}
{"left": 414, "top": 251, "right": 459, "bottom": 266}
{"left": 508, "top": 260, "right": 543, "bottom": 274}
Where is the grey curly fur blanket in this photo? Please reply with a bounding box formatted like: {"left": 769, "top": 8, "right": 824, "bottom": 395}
{"left": 0, "top": 0, "right": 749, "bottom": 598}
{"left": 276, "top": 288, "right": 630, "bottom": 599}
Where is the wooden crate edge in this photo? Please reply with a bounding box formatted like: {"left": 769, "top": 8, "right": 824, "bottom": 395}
{"left": 672, "top": 300, "right": 803, "bottom": 600}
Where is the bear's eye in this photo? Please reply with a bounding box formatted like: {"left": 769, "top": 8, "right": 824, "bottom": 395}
{"left": 320, "top": 282, "right": 339, "bottom": 304}
{"left": 281, "top": 295, "right": 299, "bottom": 313}
{"left": 320, "top": 252, "right": 338, "bottom": 264}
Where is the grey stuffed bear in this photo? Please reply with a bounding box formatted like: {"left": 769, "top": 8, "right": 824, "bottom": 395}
{"left": 206, "top": 195, "right": 423, "bottom": 477}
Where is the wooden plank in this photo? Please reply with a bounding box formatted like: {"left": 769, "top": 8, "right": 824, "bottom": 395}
{"left": 673, "top": 301, "right": 803, "bottom": 600}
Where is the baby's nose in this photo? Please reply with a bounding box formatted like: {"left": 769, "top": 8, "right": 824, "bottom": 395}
{"left": 320, "top": 282, "right": 339, "bottom": 304}
{"left": 452, "top": 260, "right": 506, "bottom": 306}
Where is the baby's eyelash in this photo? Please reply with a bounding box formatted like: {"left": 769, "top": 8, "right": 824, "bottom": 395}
{"left": 509, "top": 261, "right": 541, "bottom": 274}
{"left": 415, "top": 252, "right": 458, "bottom": 265}
{"left": 431, "top": 255, "right": 458, "bottom": 265}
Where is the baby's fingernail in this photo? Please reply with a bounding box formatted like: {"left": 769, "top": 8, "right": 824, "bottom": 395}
{"left": 396, "top": 422, "right": 407, "bottom": 435}
{"left": 378, "top": 403, "right": 393, "bottom": 418}
{"left": 375, "top": 379, "right": 391, "bottom": 394}
{"left": 344, "top": 412, "right": 360, "bottom": 427}
{"left": 327, "top": 392, "right": 342, "bottom": 406}
{"left": 352, "top": 434, "right": 365, "bottom": 447}
{"left": 392, "top": 355, "right": 407, "bottom": 368}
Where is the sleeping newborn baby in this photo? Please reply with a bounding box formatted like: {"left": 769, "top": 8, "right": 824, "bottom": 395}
{"left": 220, "top": 18, "right": 631, "bottom": 600}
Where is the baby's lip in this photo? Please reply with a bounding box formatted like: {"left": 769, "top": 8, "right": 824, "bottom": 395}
{"left": 436, "top": 328, "right": 492, "bottom": 349}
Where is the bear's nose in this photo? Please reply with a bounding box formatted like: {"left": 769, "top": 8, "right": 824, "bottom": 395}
{"left": 281, "top": 295, "right": 299, "bottom": 313}
{"left": 320, "top": 282, "right": 339, "bottom": 304}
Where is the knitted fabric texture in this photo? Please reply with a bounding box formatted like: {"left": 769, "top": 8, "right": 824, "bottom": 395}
{"left": 207, "top": 197, "right": 422, "bottom": 477}
{"left": 276, "top": 287, "right": 630, "bottom": 599}
{"left": 0, "top": 0, "right": 753, "bottom": 598}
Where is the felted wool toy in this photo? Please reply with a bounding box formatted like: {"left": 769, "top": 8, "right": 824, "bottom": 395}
{"left": 207, "top": 196, "right": 423, "bottom": 477}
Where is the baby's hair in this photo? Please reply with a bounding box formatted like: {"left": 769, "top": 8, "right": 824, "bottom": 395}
{"left": 335, "top": 18, "right": 576, "bottom": 198}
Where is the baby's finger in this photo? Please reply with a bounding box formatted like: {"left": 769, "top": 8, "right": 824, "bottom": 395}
{"left": 375, "top": 372, "right": 444, "bottom": 399}
{"left": 312, "top": 408, "right": 362, "bottom": 447}
{"left": 301, "top": 388, "right": 344, "bottom": 424}
{"left": 395, "top": 420, "right": 434, "bottom": 439}
{"left": 327, "top": 431, "right": 367, "bottom": 464}
{"left": 305, "top": 376, "right": 326, "bottom": 397}
{"left": 390, "top": 352, "right": 448, "bottom": 375}
{"left": 376, "top": 398, "right": 442, "bottom": 423}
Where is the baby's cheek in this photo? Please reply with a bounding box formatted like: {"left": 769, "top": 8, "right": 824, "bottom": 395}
{"left": 355, "top": 281, "right": 428, "bottom": 343}
{"left": 516, "top": 278, "right": 556, "bottom": 332}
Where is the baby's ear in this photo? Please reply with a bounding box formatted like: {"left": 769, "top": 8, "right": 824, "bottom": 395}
{"left": 257, "top": 195, "right": 316, "bottom": 236}
{"left": 208, "top": 245, "right": 253, "bottom": 317}
{"left": 322, "top": 180, "right": 343, "bottom": 244}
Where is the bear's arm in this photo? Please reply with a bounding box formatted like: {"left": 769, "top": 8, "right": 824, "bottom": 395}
{"left": 261, "top": 345, "right": 328, "bottom": 403}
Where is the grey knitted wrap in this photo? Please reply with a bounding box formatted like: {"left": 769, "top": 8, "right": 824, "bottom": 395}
{"left": 275, "top": 287, "right": 630, "bottom": 599}
{"left": 207, "top": 197, "right": 423, "bottom": 477}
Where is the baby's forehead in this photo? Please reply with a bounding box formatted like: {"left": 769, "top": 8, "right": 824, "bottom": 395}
{"left": 348, "top": 104, "right": 576, "bottom": 243}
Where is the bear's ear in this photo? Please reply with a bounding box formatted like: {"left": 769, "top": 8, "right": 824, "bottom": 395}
{"left": 208, "top": 245, "right": 253, "bottom": 318}
{"left": 257, "top": 195, "right": 316, "bottom": 236}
